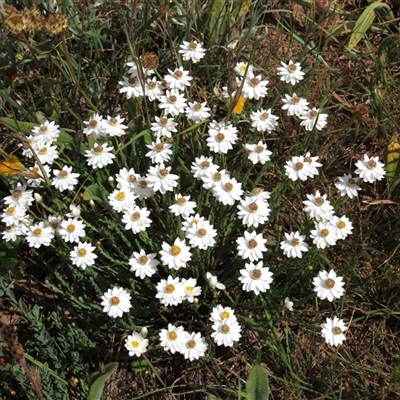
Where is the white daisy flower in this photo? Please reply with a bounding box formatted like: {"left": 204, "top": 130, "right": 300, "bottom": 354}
{"left": 102, "top": 115, "right": 128, "bottom": 137}
{"left": 159, "top": 237, "right": 192, "bottom": 270}
{"left": 236, "top": 231, "right": 267, "bottom": 262}
{"left": 303, "top": 152, "right": 322, "bottom": 177}
{"left": 302, "top": 190, "right": 335, "bottom": 220}
{"left": 212, "top": 177, "right": 243, "bottom": 205}
{"left": 284, "top": 297, "right": 294, "bottom": 311}
{"left": 181, "top": 278, "right": 202, "bottom": 303}
{"left": 179, "top": 40, "right": 206, "bottom": 63}
{"left": 66, "top": 204, "right": 81, "bottom": 218}
{"left": 26, "top": 164, "right": 51, "bottom": 187}
{"left": 237, "top": 196, "right": 270, "bottom": 228}
{"left": 159, "top": 324, "right": 187, "bottom": 354}
{"left": 277, "top": 60, "right": 305, "bottom": 85}
{"left": 129, "top": 249, "right": 159, "bottom": 279}
{"left": 185, "top": 219, "right": 217, "bottom": 250}
{"left": 250, "top": 108, "right": 279, "bottom": 133}
{"left": 31, "top": 120, "right": 60, "bottom": 145}
{"left": 121, "top": 206, "right": 152, "bottom": 234}
{"left": 179, "top": 332, "right": 208, "bottom": 361}
{"left": 335, "top": 173, "right": 361, "bottom": 198}
{"left": 164, "top": 67, "right": 193, "bottom": 91}
{"left": 191, "top": 156, "right": 219, "bottom": 180}
{"left": 206, "top": 122, "right": 238, "bottom": 154}
{"left": 59, "top": 218, "right": 86, "bottom": 243}
{"left": 48, "top": 215, "right": 62, "bottom": 235}
{"left": 185, "top": 101, "right": 211, "bottom": 122}
{"left": 234, "top": 61, "right": 254, "bottom": 77}
{"left": 126, "top": 59, "right": 154, "bottom": 76}
{"left": 201, "top": 169, "right": 230, "bottom": 190}
{"left": 100, "top": 287, "right": 132, "bottom": 318}
{"left": 210, "top": 305, "right": 237, "bottom": 323}
{"left": 284, "top": 156, "right": 313, "bottom": 181}
{"left": 145, "top": 140, "right": 173, "bottom": 164}
{"left": 313, "top": 270, "right": 345, "bottom": 302}
{"left": 211, "top": 317, "right": 242, "bottom": 347}
{"left": 354, "top": 154, "right": 386, "bottom": 183}
{"left": 144, "top": 77, "right": 164, "bottom": 101}
{"left": 125, "top": 331, "right": 148, "bottom": 356}
{"left": 155, "top": 275, "right": 185, "bottom": 306}
{"left": 84, "top": 142, "right": 116, "bottom": 169}
{"left": 300, "top": 107, "right": 328, "bottom": 131}
{"left": 331, "top": 215, "right": 353, "bottom": 240}
{"left": 280, "top": 231, "right": 309, "bottom": 258}
{"left": 245, "top": 141, "right": 272, "bottom": 165}
{"left": 70, "top": 242, "right": 97, "bottom": 269}
{"left": 206, "top": 273, "right": 226, "bottom": 290}
{"left": 181, "top": 213, "right": 204, "bottom": 232}
{"left": 108, "top": 188, "right": 137, "bottom": 213}
{"left": 1, "top": 205, "right": 26, "bottom": 226}
{"left": 146, "top": 163, "right": 179, "bottom": 194}
{"left": 238, "top": 261, "right": 273, "bottom": 295}
{"left": 51, "top": 166, "right": 80, "bottom": 192}
{"left": 310, "top": 221, "right": 338, "bottom": 249}
{"left": 35, "top": 142, "right": 59, "bottom": 165}
{"left": 150, "top": 116, "right": 178, "bottom": 139}
{"left": 321, "top": 316, "right": 347, "bottom": 346}
{"left": 2, "top": 224, "right": 23, "bottom": 242}
{"left": 25, "top": 222, "right": 54, "bottom": 248}
{"left": 158, "top": 89, "right": 187, "bottom": 116}
{"left": 116, "top": 167, "right": 138, "bottom": 189}
{"left": 132, "top": 175, "right": 155, "bottom": 199}
{"left": 248, "top": 188, "right": 271, "bottom": 201}
{"left": 281, "top": 93, "right": 309, "bottom": 116}
{"left": 118, "top": 74, "right": 144, "bottom": 99}
{"left": 169, "top": 193, "right": 196, "bottom": 218}
{"left": 242, "top": 73, "right": 268, "bottom": 100}
{"left": 83, "top": 113, "right": 106, "bottom": 139}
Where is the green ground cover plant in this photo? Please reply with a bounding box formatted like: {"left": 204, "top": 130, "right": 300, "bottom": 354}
{"left": 0, "top": 0, "right": 400, "bottom": 399}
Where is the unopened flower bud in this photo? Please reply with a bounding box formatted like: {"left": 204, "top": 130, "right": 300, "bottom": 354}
{"left": 108, "top": 176, "right": 114, "bottom": 184}
{"left": 140, "top": 327, "right": 148, "bottom": 338}
{"left": 89, "top": 200, "right": 95, "bottom": 208}
{"left": 34, "top": 193, "right": 43, "bottom": 203}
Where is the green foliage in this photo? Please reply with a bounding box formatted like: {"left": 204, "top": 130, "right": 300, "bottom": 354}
{"left": 246, "top": 365, "right": 269, "bottom": 400}
{"left": 88, "top": 362, "right": 118, "bottom": 400}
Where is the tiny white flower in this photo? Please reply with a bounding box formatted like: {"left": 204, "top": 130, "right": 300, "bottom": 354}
{"left": 181, "top": 278, "right": 202, "bottom": 303}
{"left": 146, "top": 163, "right": 179, "bottom": 194}
{"left": 303, "top": 152, "right": 322, "bottom": 177}
{"left": 321, "top": 316, "right": 347, "bottom": 346}
{"left": 313, "top": 269, "right": 345, "bottom": 302}
{"left": 280, "top": 231, "right": 309, "bottom": 258}
{"left": 151, "top": 116, "right": 178, "bottom": 139}
{"left": 25, "top": 222, "right": 54, "bottom": 248}
{"left": 234, "top": 61, "right": 254, "bottom": 77}
{"left": 125, "top": 331, "right": 148, "bottom": 356}
{"left": 51, "top": 166, "right": 80, "bottom": 192}
{"left": 238, "top": 261, "right": 273, "bottom": 295}
{"left": 191, "top": 156, "right": 219, "bottom": 180}
{"left": 155, "top": 275, "right": 185, "bottom": 306}
{"left": 144, "top": 77, "right": 164, "bottom": 101}
{"left": 284, "top": 297, "right": 294, "bottom": 311}
{"left": 70, "top": 242, "right": 97, "bottom": 269}
{"left": 206, "top": 272, "right": 226, "bottom": 290}
{"left": 212, "top": 177, "right": 243, "bottom": 205}
{"left": 302, "top": 190, "right": 335, "bottom": 220}
{"left": 335, "top": 174, "right": 361, "bottom": 198}
{"left": 201, "top": 169, "right": 230, "bottom": 190}
{"left": 245, "top": 141, "right": 272, "bottom": 165}
{"left": 331, "top": 215, "right": 353, "bottom": 240}
{"left": 121, "top": 206, "right": 152, "bottom": 233}
{"left": 277, "top": 60, "right": 305, "bottom": 85}
{"left": 284, "top": 156, "right": 313, "bottom": 181}
{"left": 31, "top": 120, "right": 60, "bottom": 145}
{"left": 206, "top": 122, "right": 238, "bottom": 154}
{"left": 179, "top": 332, "right": 208, "bottom": 361}
{"left": 102, "top": 115, "right": 128, "bottom": 137}
{"left": 1, "top": 205, "right": 26, "bottom": 226}
{"left": 158, "top": 89, "right": 187, "bottom": 116}
{"left": 185, "top": 219, "right": 217, "bottom": 249}
{"left": 185, "top": 101, "right": 211, "bottom": 122}
{"left": 132, "top": 175, "right": 155, "bottom": 199}
{"left": 129, "top": 249, "right": 159, "bottom": 279}
{"left": 300, "top": 107, "right": 328, "bottom": 131}
{"left": 159, "top": 324, "right": 187, "bottom": 354}
{"left": 66, "top": 204, "right": 81, "bottom": 218}
{"left": 145, "top": 140, "right": 173, "bottom": 164}
{"left": 100, "top": 287, "right": 132, "bottom": 318}
{"left": 310, "top": 221, "right": 338, "bottom": 249}
{"left": 282, "top": 93, "right": 309, "bottom": 116}
{"left": 179, "top": 40, "right": 206, "bottom": 63}
{"left": 236, "top": 231, "right": 268, "bottom": 262}
{"left": 354, "top": 154, "right": 386, "bottom": 183}
{"left": 59, "top": 218, "right": 86, "bottom": 243}
{"left": 35, "top": 142, "right": 59, "bottom": 165}
{"left": 242, "top": 73, "right": 268, "bottom": 100}
{"left": 210, "top": 305, "right": 237, "bottom": 322}
{"left": 108, "top": 188, "right": 137, "bottom": 213}
{"left": 85, "top": 142, "right": 116, "bottom": 169}
{"left": 83, "top": 113, "right": 106, "bottom": 139}
{"left": 237, "top": 196, "right": 270, "bottom": 228}
{"left": 116, "top": 167, "right": 138, "bottom": 189}
{"left": 159, "top": 238, "right": 192, "bottom": 270}
{"left": 211, "top": 317, "right": 242, "bottom": 347}
{"left": 164, "top": 67, "right": 193, "bottom": 91}
{"left": 250, "top": 109, "right": 279, "bottom": 133}
{"left": 169, "top": 193, "right": 197, "bottom": 218}
{"left": 118, "top": 74, "right": 144, "bottom": 99}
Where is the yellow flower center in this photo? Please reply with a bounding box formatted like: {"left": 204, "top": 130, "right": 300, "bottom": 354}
{"left": 89, "top": 120, "right": 98, "bottom": 128}
{"left": 168, "top": 331, "right": 177, "bottom": 340}
{"left": 198, "top": 228, "right": 207, "bottom": 237}
{"left": 292, "top": 96, "right": 300, "bottom": 105}
{"left": 214, "top": 172, "right": 222, "bottom": 182}
{"left": 250, "top": 77, "right": 260, "bottom": 87}
{"left": 201, "top": 161, "right": 210, "bottom": 169}
{"left": 249, "top": 202, "right": 258, "bottom": 212}
{"left": 166, "top": 284, "right": 175, "bottom": 293}
{"left": 367, "top": 160, "right": 377, "bottom": 169}
{"left": 252, "top": 269, "right": 262, "bottom": 279}
{"left": 177, "top": 197, "right": 186, "bottom": 205}
{"left": 291, "top": 238, "right": 300, "bottom": 246}
{"left": 295, "top": 162, "right": 304, "bottom": 170}
{"left": 338, "top": 221, "right": 346, "bottom": 229}
{"left": 78, "top": 248, "right": 87, "bottom": 256}
{"left": 321, "top": 229, "right": 329, "bottom": 238}
{"left": 221, "top": 324, "right": 230, "bottom": 333}
{"left": 59, "top": 170, "right": 68, "bottom": 178}
{"left": 110, "top": 117, "right": 118, "bottom": 125}
{"left": 256, "top": 145, "right": 264, "bottom": 153}
{"left": 39, "top": 125, "right": 48, "bottom": 133}
{"left": 33, "top": 228, "right": 42, "bottom": 236}
{"left": 186, "top": 286, "right": 194, "bottom": 293}
{"left": 132, "top": 212, "right": 141, "bottom": 221}
{"left": 332, "top": 327, "right": 342, "bottom": 335}
{"left": 94, "top": 145, "right": 103, "bottom": 154}
{"left": 216, "top": 133, "right": 225, "bottom": 142}
{"left": 131, "top": 340, "right": 139, "bottom": 348}
{"left": 224, "top": 182, "right": 233, "bottom": 192}
{"left": 187, "top": 339, "right": 196, "bottom": 348}
{"left": 39, "top": 147, "right": 48, "bottom": 155}
{"left": 288, "top": 63, "right": 297, "bottom": 72}
{"left": 128, "top": 174, "right": 137, "bottom": 183}
{"left": 67, "top": 224, "right": 76, "bottom": 233}
{"left": 315, "top": 197, "right": 324, "bottom": 206}
{"left": 188, "top": 41, "right": 197, "bottom": 50}
{"left": 159, "top": 117, "right": 168, "bottom": 127}
{"left": 248, "top": 238, "right": 257, "bottom": 248}
{"left": 139, "top": 180, "right": 147, "bottom": 188}
{"left": 171, "top": 245, "right": 181, "bottom": 256}
{"left": 117, "top": 192, "right": 126, "bottom": 201}
{"left": 147, "top": 81, "right": 156, "bottom": 89}
{"left": 12, "top": 190, "right": 22, "bottom": 200}
{"left": 193, "top": 102, "right": 202, "bottom": 111}
{"left": 139, "top": 255, "right": 148, "bottom": 264}
{"left": 260, "top": 112, "right": 269, "bottom": 121}
{"left": 221, "top": 311, "right": 230, "bottom": 319}
{"left": 325, "top": 278, "right": 335, "bottom": 289}
{"left": 7, "top": 207, "right": 15, "bottom": 215}
{"left": 168, "top": 95, "right": 177, "bottom": 103}
{"left": 174, "top": 70, "right": 183, "bottom": 79}
{"left": 110, "top": 296, "right": 120, "bottom": 305}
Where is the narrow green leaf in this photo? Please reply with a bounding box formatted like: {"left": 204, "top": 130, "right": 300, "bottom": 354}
{"left": 83, "top": 184, "right": 108, "bottom": 204}
{"left": 348, "top": 2, "right": 391, "bottom": 49}
{"left": 0, "top": 117, "right": 36, "bottom": 134}
{"left": 87, "top": 362, "right": 118, "bottom": 400}
{"left": 246, "top": 365, "right": 269, "bottom": 400}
